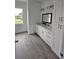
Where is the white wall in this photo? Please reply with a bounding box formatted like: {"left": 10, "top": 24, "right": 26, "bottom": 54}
{"left": 41, "top": 0, "right": 54, "bottom": 26}
{"left": 27, "top": 0, "right": 41, "bottom": 34}
{"left": 15, "top": 1, "right": 27, "bottom": 33}
{"left": 53, "top": 0, "right": 64, "bottom": 57}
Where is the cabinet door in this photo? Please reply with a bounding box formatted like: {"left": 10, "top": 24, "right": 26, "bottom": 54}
{"left": 41, "top": 27, "right": 46, "bottom": 41}
{"left": 36, "top": 25, "right": 38, "bottom": 33}
{"left": 39, "top": 26, "right": 43, "bottom": 37}
{"left": 37, "top": 25, "right": 42, "bottom": 37}
{"left": 53, "top": 30, "right": 60, "bottom": 56}
{"left": 45, "top": 30, "right": 53, "bottom": 47}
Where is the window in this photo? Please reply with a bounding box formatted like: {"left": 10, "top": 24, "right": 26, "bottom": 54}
{"left": 15, "top": 8, "right": 23, "bottom": 24}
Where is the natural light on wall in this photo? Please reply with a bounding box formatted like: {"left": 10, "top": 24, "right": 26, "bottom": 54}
{"left": 15, "top": 8, "right": 23, "bottom": 24}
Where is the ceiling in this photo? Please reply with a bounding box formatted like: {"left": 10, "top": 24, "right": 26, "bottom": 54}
{"left": 15, "top": 0, "right": 43, "bottom": 2}
{"left": 36, "top": 0, "right": 42, "bottom": 2}
{"left": 15, "top": 0, "right": 27, "bottom": 2}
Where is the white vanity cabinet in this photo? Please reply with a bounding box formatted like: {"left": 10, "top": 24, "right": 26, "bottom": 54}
{"left": 36, "top": 23, "right": 64, "bottom": 58}
{"left": 36, "top": 24, "right": 53, "bottom": 48}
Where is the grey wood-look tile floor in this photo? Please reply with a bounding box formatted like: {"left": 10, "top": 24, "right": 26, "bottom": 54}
{"left": 15, "top": 32, "right": 59, "bottom": 59}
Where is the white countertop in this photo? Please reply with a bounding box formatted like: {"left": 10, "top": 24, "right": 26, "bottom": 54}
{"left": 37, "top": 23, "right": 52, "bottom": 31}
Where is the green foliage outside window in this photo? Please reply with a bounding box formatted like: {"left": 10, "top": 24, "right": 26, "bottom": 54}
{"left": 15, "top": 16, "right": 23, "bottom": 24}
{"left": 15, "top": 8, "right": 23, "bottom": 24}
